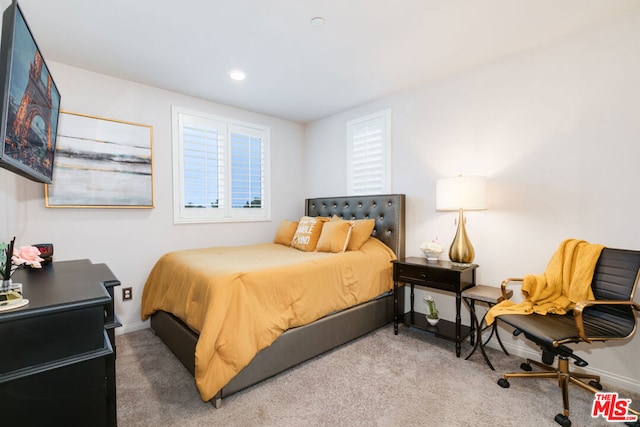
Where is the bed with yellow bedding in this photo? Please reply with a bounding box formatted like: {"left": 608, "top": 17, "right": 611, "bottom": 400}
{"left": 142, "top": 194, "right": 405, "bottom": 407}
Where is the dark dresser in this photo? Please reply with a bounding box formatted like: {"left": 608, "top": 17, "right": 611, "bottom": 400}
{"left": 0, "top": 259, "right": 121, "bottom": 427}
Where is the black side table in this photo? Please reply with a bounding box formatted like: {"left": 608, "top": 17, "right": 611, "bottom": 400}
{"left": 461, "top": 284, "right": 513, "bottom": 370}
{"left": 393, "top": 257, "right": 476, "bottom": 357}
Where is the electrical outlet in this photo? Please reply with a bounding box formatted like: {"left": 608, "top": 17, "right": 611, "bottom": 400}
{"left": 122, "top": 287, "right": 133, "bottom": 301}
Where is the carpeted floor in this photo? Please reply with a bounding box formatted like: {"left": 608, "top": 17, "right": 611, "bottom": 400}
{"left": 116, "top": 326, "right": 639, "bottom": 426}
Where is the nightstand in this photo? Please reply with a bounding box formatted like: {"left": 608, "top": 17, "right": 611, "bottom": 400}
{"left": 392, "top": 257, "right": 477, "bottom": 357}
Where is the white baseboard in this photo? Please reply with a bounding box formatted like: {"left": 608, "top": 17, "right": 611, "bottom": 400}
{"left": 115, "top": 320, "right": 149, "bottom": 336}
{"left": 485, "top": 339, "right": 640, "bottom": 395}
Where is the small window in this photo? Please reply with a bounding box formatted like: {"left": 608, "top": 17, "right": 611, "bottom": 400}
{"left": 347, "top": 109, "right": 391, "bottom": 195}
{"left": 172, "top": 107, "right": 270, "bottom": 223}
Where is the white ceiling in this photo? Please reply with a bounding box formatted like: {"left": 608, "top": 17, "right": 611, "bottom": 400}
{"left": 17, "top": 0, "right": 640, "bottom": 123}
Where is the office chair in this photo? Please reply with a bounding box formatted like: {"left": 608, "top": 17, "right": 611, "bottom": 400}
{"left": 494, "top": 247, "right": 640, "bottom": 427}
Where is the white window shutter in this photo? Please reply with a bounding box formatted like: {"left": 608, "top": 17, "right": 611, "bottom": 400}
{"left": 229, "top": 128, "right": 264, "bottom": 209}
{"left": 347, "top": 109, "right": 391, "bottom": 195}
{"left": 182, "top": 122, "right": 224, "bottom": 209}
{"left": 172, "top": 106, "right": 270, "bottom": 223}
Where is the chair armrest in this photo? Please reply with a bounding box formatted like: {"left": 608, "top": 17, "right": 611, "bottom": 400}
{"left": 500, "top": 278, "right": 523, "bottom": 300}
{"left": 573, "top": 300, "right": 640, "bottom": 343}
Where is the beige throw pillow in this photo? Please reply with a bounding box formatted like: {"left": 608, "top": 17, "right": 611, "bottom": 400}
{"left": 330, "top": 215, "right": 376, "bottom": 251}
{"left": 291, "top": 216, "right": 329, "bottom": 251}
{"left": 316, "top": 220, "right": 353, "bottom": 253}
{"left": 273, "top": 220, "right": 299, "bottom": 246}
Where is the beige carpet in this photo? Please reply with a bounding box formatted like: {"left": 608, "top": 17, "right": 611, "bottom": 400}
{"left": 116, "top": 326, "right": 639, "bottom": 426}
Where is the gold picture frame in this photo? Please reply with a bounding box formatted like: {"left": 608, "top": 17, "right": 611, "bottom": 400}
{"left": 45, "top": 111, "right": 154, "bottom": 208}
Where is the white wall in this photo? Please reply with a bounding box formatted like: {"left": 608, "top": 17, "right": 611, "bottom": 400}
{"left": 305, "top": 10, "right": 640, "bottom": 393}
{"left": 0, "top": 62, "right": 307, "bottom": 333}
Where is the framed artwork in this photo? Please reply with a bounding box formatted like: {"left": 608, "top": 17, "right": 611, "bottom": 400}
{"left": 45, "top": 111, "right": 154, "bottom": 208}
{"left": 0, "top": 2, "right": 61, "bottom": 184}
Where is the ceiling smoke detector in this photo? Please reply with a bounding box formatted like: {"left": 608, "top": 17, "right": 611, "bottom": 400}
{"left": 310, "top": 17, "right": 325, "bottom": 27}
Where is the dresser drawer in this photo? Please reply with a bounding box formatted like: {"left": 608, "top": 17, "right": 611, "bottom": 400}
{"left": 0, "top": 305, "right": 105, "bottom": 373}
{"left": 0, "top": 349, "right": 109, "bottom": 427}
{"left": 394, "top": 263, "right": 464, "bottom": 292}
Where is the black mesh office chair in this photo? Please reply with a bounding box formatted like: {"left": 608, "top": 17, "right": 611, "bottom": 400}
{"left": 494, "top": 248, "right": 640, "bottom": 427}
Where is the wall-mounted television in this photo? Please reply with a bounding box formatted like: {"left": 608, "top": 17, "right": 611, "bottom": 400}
{"left": 0, "top": 0, "right": 61, "bottom": 184}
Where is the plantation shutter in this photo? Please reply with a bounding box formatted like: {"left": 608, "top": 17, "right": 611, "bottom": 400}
{"left": 229, "top": 126, "right": 264, "bottom": 209}
{"left": 180, "top": 115, "right": 226, "bottom": 210}
{"left": 347, "top": 109, "right": 391, "bottom": 195}
{"left": 172, "top": 106, "right": 270, "bottom": 223}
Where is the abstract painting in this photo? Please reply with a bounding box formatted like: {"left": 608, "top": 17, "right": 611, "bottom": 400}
{"left": 45, "top": 111, "right": 154, "bottom": 208}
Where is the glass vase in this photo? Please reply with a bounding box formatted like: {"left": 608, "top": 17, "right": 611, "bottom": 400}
{"left": 0, "top": 279, "right": 23, "bottom": 306}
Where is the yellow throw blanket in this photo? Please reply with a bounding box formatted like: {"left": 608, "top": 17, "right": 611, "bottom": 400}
{"left": 485, "top": 239, "right": 604, "bottom": 325}
{"left": 141, "top": 238, "right": 396, "bottom": 401}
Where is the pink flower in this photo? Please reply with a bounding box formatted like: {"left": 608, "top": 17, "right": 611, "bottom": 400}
{"left": 12, "top": 246, "right": 44, "bottom": 269}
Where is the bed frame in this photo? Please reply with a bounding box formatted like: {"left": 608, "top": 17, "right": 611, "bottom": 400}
{"left": 150, "top": 194, "right": 406, "bottom": 407}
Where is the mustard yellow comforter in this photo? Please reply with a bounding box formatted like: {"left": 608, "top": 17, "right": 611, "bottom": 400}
{"left": 141, "top": 237, "right": 396, "bottom": 401}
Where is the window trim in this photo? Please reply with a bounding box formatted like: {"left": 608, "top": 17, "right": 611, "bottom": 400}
{"left": 346, "top": 109, "right": 391, "bottom": 195}
{"left": 172, "top": 106, "right": 271, "bottom": 224}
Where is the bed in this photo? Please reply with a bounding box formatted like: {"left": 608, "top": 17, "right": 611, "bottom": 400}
{"left": 144, "top": 194, "right": 405, "bottom": 407}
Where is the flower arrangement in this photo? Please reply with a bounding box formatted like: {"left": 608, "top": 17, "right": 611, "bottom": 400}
{"left": 421, "top": 237, "right": 443, "bottom": 253}
{"left": 423, "top": 295, "right": 439, "bottom": 320}
{"left": 1, "top": 237, "right": 44, "bottom": 284}
{"left": 420, "top": 237, "right": 443, "bottom": 261}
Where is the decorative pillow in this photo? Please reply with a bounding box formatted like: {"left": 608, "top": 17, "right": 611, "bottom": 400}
{"left": 316, "top": 220, "right": 353, "bottom": 253}
{"left": 331, "top": 215, "right": 375, "bottom": 251}
{"left": 273, "top": 220, "right": 298, "bottom": 246}
{"left": 290, "top": 216, "right": 329, "bottom": 251}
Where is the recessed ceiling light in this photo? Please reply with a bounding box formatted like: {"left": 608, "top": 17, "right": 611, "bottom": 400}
{"left": 310, "top": 17, "right": 325, "bottom": 27}
{"left": 229, "top": 70, "right": 246, "bottom": 81}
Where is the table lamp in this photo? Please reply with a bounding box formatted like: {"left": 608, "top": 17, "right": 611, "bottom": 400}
{"left": 436, "top": 176, "right": 487, "bottom": 265}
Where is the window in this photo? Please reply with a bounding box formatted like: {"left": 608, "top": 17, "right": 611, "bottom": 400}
{"left": 346, "top": 109, "right": 391, "bottom": 195}
{"left": 172, "top": 107, "right": 270, "bottom": 223}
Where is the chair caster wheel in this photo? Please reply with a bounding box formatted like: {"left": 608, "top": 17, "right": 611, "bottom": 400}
{"left": 588, "top": 380, "right": 602, "bottom": 390}
{"left": 554, "top": 413, "right": 571, "bottom": 426}
{"left": 497, "top": 378, "right": 510, "bottom": 388}
{"left": 520, "top": 362, "right": 532, "bottom": 371}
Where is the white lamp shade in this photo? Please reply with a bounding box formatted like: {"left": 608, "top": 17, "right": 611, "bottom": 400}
{"left": 436, "top": 176, "right": 487, "bottom": 211}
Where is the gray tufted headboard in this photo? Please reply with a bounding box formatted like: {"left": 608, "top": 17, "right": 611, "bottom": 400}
{"left": 305, "top": 194, "right": 406, "bottom": 259}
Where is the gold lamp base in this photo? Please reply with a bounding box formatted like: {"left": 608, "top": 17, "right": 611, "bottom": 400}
{"left": 449, "top": 209, "right": 475, "bottom": 265}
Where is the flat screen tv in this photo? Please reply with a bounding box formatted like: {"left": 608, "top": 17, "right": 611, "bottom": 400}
{"left": 0, "top": 1, "right": 61, "bottom": 184}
